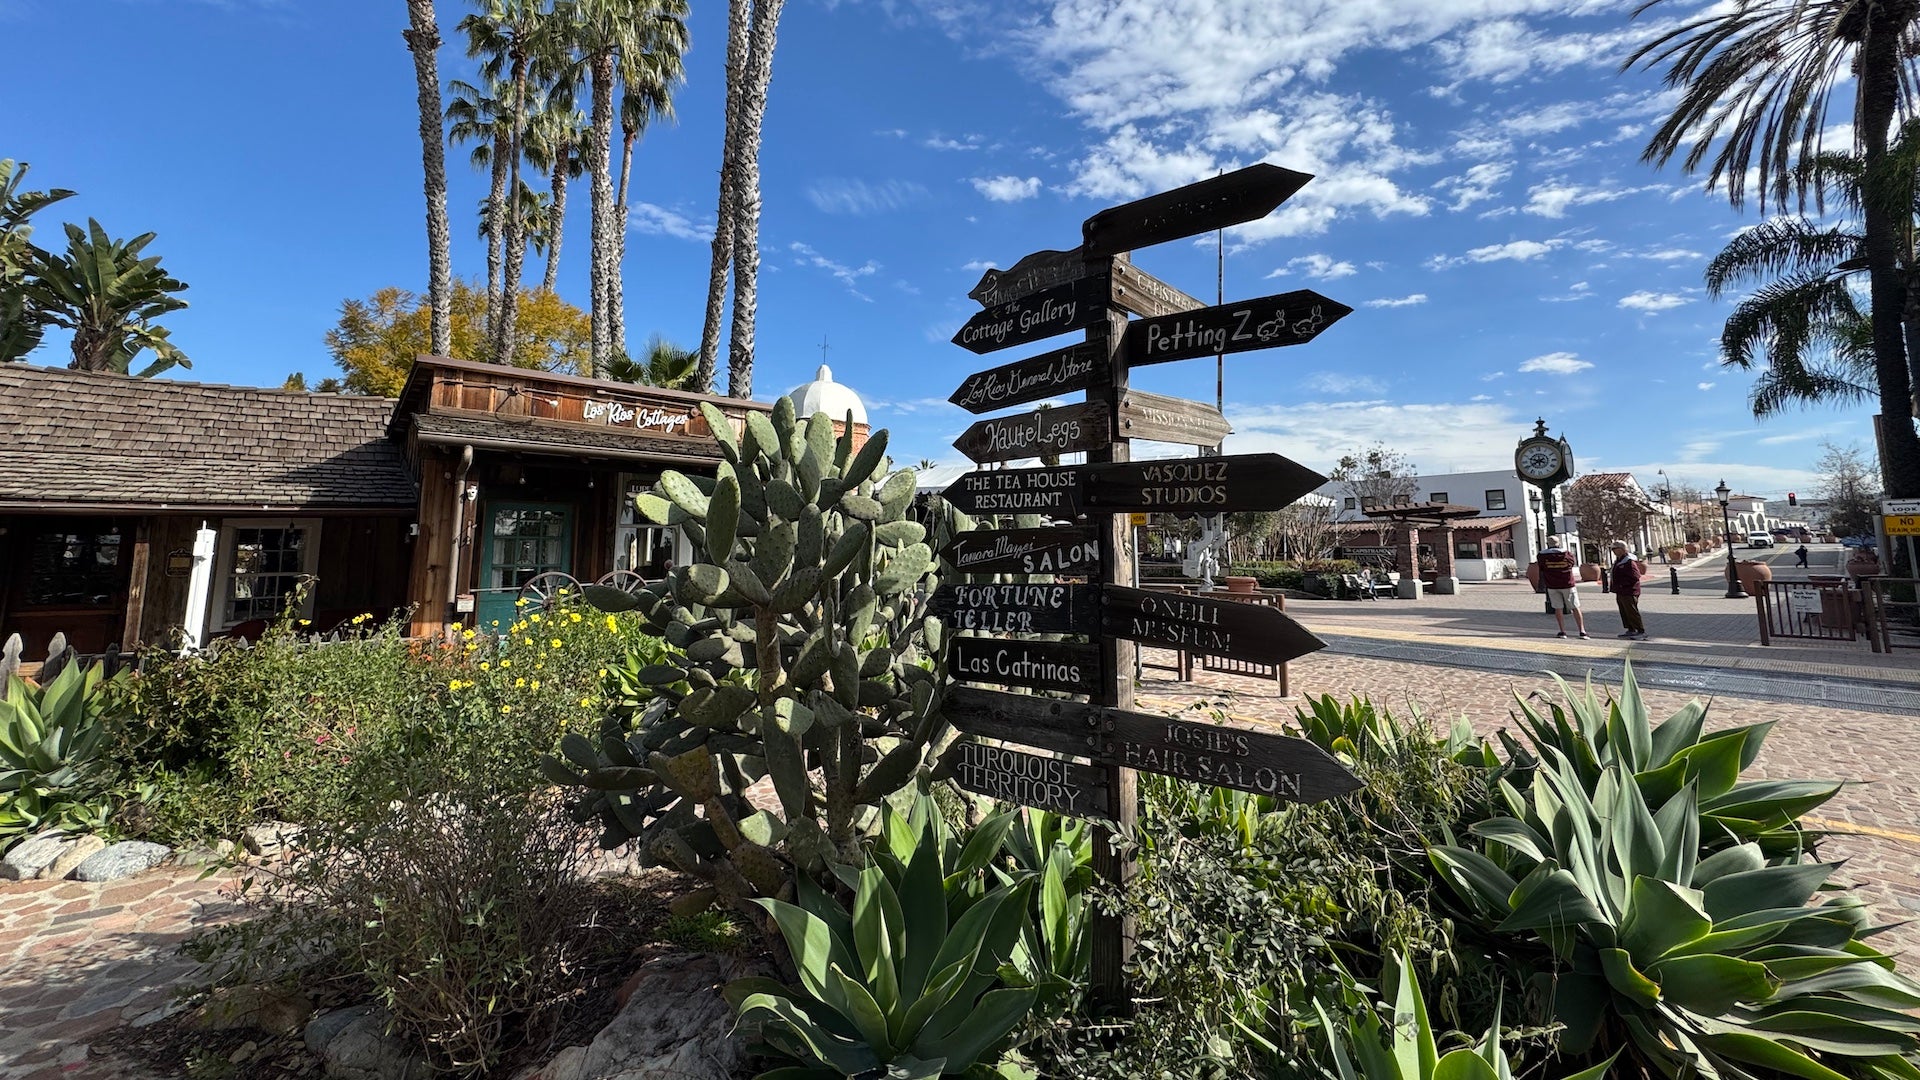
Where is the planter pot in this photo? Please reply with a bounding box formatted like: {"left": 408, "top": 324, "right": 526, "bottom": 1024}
{"left": 1848, "top": 552, "right": 1882, "bottom": 580}
{"left": 1580, "top": 562, "right": 1602, "bottom": 583}
{"left": 1525, "top": 561, "right": 1543, "bottom": 593}
{"left": 1224, "top": 575, "right": 1258, "bottom": 594}
{"left": 1685, "top": 542, "right": 1699, "bottom": 557}
{"left": 1736, "top": 559, "right": 1772, "bottom": 597}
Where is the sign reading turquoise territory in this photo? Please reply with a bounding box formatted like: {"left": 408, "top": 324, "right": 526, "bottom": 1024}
{"left": 929, "top": 583, "right": 1099, "bottom": 635}
{"left": 1101, "top": 584, "right": 1326, "bottom": 665}
{"left": 951, "top": 274, "right": 1108, "bottom": 355}
{"left": 940, "top": 526, "right": 1101, "bottom": 577}
{"left": 948, "top": 342, "right": 1108, "bottom": 414}
{"left": 1123, "top": 289, "right": 1353, "bottom": 367}
{"left": 951, "top": 740, "right": 1110, "bottom": 820}
{"left": 951, "top": 638, "right": 1101, "bottom": 695}
{"left": 939, "top": 454, "right": 1326, "bottom": 517}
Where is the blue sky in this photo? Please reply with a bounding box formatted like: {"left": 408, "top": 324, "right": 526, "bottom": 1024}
{"left": 2, "top": 0, "right": 1873, "bottom": 497}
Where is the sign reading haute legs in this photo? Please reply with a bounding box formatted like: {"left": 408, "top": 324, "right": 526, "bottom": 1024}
{"left": 933, "top": 163, "right": 1359, "bottom": 1011}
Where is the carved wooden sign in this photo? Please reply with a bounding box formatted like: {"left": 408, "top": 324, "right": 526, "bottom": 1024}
{"left": 1082, "top": 163, "right": 1313, "bottom": 257}
{"left": 1116, "top": 390, "right": 1231, "bottom": 447}
{"left": 968, "top": 249, "right": 1095, "bottom": 309}
{"left": 949, "top": 739, "right": 1110, "bottom": 820}
{"left": 952, "top": 274, "right": 1109, "bottom": 355}
{"left": 944, "top": 687, "right": 1358, "bottom": 803}
{"left": 952, "top": 401, "right": 1111, "bottom": 465}
{"left": 1110, "top": 260, "right": 1204, "bottom": 320}
{"left": 1100, "top": 585, "right": 1326, "bottom": 665}
{"left": 948, "top": 342, "right": 1108, "bottom": 415}
{"left": 929, "top": 583, "right": 1099, "bottom": 634}
{"left": 939, "top": 453, "right": 1326, "bottom": 517}
{"left": 950, "top": 638, "right": 1101, "bottom": 695}
{"left": 1124, "top": 288, "right": 1353, "bottom": 367}
{"left": 939, "top": 526, "right": 1101, "bottom": 576}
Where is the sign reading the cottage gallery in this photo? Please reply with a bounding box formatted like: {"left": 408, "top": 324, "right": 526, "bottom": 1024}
{"left": 582, "top": 398, "right": 695, "bottom": 435}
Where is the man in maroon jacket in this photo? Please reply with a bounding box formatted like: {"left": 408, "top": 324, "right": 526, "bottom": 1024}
{"left": 1610, "top": 539, "right": 1647, "bottom": 640}
{"left": 1537, "top": 536, "right": 1588, "bottom": 638}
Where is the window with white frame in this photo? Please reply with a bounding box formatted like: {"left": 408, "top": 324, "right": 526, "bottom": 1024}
{"left": 215, "top": 518, "right": 321, "bottom": 627}
{"left": 1485, "top": 489, "right": 1508, "bottom": 511}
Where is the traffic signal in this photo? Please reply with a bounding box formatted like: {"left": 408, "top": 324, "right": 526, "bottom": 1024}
{"left": 1788, "top": 492, "right": 1797, "bottom": 507}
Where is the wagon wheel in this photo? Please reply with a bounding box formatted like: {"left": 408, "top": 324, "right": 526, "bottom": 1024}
{"left": 596, "top": 569, "right": 647, "bottom": 594}
{"left": 519, "top": 571, "right": 581, "bottom": 612}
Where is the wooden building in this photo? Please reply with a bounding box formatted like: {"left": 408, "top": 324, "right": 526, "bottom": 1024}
{"left": 1, "top": 357, "right": 861, "bottom": 652}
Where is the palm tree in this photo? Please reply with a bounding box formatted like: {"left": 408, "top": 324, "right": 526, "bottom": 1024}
{"left": 0, "top": 159, "right": 75, "bottom": 364}
{"left": 610, "top": 7, "right": 686, "bottom": 352}
{"left": 695, "top": 0, "right": 751, "bottom": 394}
{"left": 1628, "top": 0, "right": 1920, "bottom": 498}
{"left": 723, "top": 0, "right": 788, "bottom": 399}
{"left": 461, "top": 0, "right": 564, "bottom": 367}
{"left": 522, "top": 97, "right": 588, "bottom": 292}
{"left": 27, "top": 220, "right": 190, "bottom": 377}
{"left": 403, "top": 0, "right": 453, "bottom": 358}
{"left": 446, "top": 76, "right": 513, "bottom": 347}
{"left": 605, "top": 332, "right": 695, "bottom": 387}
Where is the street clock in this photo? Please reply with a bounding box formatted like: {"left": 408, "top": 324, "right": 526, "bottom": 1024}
{"left": 1515, "top": 418, "right": 1573, "bottom": 487}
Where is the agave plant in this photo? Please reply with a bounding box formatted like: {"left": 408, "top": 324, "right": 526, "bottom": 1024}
{"left": 0, "top": 661, "right": 124, "bottom": 850}
{"left": 726, "top": 792, "right": 1048, "bottom": 1078}
{"left": 1430, "top": 737, "right": 1920, "bottom": 1078}
{"left": 1318, "top": 951, "right": 1618, "bottom": 1080}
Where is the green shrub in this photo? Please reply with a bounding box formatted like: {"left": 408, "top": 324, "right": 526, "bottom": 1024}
{"left": 1230, "top": 560, "right": 1362, "bottom": 589}
{"left": 0, "top": 660, "right": 128, "bottom": 850}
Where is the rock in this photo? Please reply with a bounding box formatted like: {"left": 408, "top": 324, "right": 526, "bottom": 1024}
{"left": 0, "top": 830, "right": 69, "bottom": 880}
{"left": 169, "top": 839, "right": 236, "bottom": 867}
{"left": 72, "top": 840, "right": 172, "bottom": 882}
{"left": 242, "top": 821, "right": 303, "bottom": 858}
{"left": 193, "top": 985, "right": 315, "bottom": 1037}
{"left": 229, "top": 1040, "right": 259, "bottom": 1065}
{"left": 530, "top": 951, "right": 763, "bottom": 1080}
{"left": 314, "top": 1008, "right": 423, "bottom": 1080}
{"left": 130, "top": 1001, "right": 187, "bottom": 1029}
{"left": 45, "top": 834, "right": 107, "bottom": 879}
{"left": 305, "top": 1006, "right": 378, "bottom": 1055}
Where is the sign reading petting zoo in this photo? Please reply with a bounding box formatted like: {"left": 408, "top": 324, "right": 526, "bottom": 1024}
{"left": 933, "top": 162, "right": 1359, "bottom": 1008}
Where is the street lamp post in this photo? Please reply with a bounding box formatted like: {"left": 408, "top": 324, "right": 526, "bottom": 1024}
{"left": 1717, "top": 479, "right": 1745, "bottom": 599}
{"left": 1656, "top": 468, "right": 1679, "bottom": 560}
{"left": 1528, "top": 488, "right": 1544, "bottom": 552}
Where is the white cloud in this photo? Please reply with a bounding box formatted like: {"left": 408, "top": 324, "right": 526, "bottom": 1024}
{"left": 1266, "top": 252, "right": 1358, "bottom": 280}
{"left": 1524, "top": 178, "right": 1666, "bottom": 218}
{"left": 970, "top": 175, "right": 1043, "bottom": 202}
{"left": 1224, "top": 398, "right": 1524, "bottom": 474}
{"left": 1365, "top": 293, "right": 1428, "bottom": 308}
{"left": 805, "top": 178, "right": 929, "bottom": 216}
{"left": 1542, "top": 281, "right": 1592, "bottom": 302}
{"left": 1470, "top": 393, "right": 1493, "bottom": 402}
{"left": 1697, "top": 381, "right": 1716, "bottom": 390}
{"left": 1433, "top": 161, "right": 1512, "bottom": 211}
{"left": 626, "top": 202, "right": 712, "bottom": 242}
{"left": 1427, "top": 237, "right": 1564, "bottom": 269}
{"left": 1619, "top": 290, "right": 1692, "bottom": 313}
{"left": 789, "top": 241, "right": 880, "bottom": 301}
{"left": 961, "top": 259, "right": 998, "bottom": 272}
{"left": 1519, "top": 351, "right": 1593, "bottom": 375}
{"left": 1302, "top": 371, "right": 1386, "bottom": 395}
{"left": 925, "top": 133, "right": 986, "bottom": 151}
{"left": 1643, "top": 247, "right": 1702, "bottom": 261}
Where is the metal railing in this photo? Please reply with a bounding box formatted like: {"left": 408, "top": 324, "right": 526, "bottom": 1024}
{"left": 1862, "top": 578, "right": 1920, "bottom": 652}
{"left": 1755, "top": 580, "right": 1862, "bottom": 644}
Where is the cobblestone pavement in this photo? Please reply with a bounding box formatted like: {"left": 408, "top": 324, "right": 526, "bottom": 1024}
{"left": 0, "top": 869, "right": 244, "bottom": 1079}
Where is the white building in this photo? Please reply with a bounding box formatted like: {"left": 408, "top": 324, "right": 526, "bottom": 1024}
{"left": 1315, "top": 469, "right": 1571, "bottom": 581}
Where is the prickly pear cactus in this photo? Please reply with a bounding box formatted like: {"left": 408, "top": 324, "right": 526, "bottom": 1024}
{"left": 544, "top": 397, "right": 956, "bottom": 913}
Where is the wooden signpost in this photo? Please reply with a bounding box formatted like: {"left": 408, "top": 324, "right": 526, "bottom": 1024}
{"left": 934, "top": 162, "right": 1359, "bottom": 1010}
{"left": 1124, "top": 288, "right": 1354, "bottom": 367}
{"left": 952, "top": 400, "right": 1111, "bottom": 464}
{"left": 939, "top": 525, "right": 1100, "bottom": 576}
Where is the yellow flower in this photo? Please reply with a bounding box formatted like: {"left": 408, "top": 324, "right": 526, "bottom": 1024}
{"left": 530, "top": 613, "right": 542, "bottom": 623}
{"left": 531, "top": 679, "right": 541, "bottom": 690}
{"left": 550, "top": 638, "right": 563, "bottom": 650}
{"left": 515, "top": 598, "right": 530, "bottom": 607}
{"left": 464, "top": 642, "right": 477, "bottom": 652}
{"left": 524, "top": 637, "right": 535, "bottom": 646}
{"left": 579, "top": 697, "right": 592, "bottom": 708}
{"left": 297, "top": 619, "right": 311, "bottom": 626}
{"left": 605, "top": 615, "right": 618, "bottom": 633}
{"left": 569, "top": 612, "right": 582, "bottom": 623}
{"left": 535, "top": 662, "right": 545, "bottom": 670}
{"left": 462, "top": 629, "right": 476, "bottom": 640}
{"left": 500, "top": 659, "right": 511, "bottom": 669}
{"left": 597, "top": 667, "right": 608, "bottom": 678}
{"left": 515, "top": 677, "right": 526, "bottom": 688}
{"left": 351, "top": 613, "right": 371, "bottom": 625}
{"left": 479, "top": 661, "right": 491, "bottom": 671}
{"left": 501, "top": 704, "right": 512, "bottom": 714}
{"left": 448, "top": 679, "right": 462, "bottom": 691}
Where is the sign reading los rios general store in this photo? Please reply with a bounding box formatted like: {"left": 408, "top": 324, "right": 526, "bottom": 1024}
{"left": 930, "top": 161, "right": 1358, "bottom": 1007}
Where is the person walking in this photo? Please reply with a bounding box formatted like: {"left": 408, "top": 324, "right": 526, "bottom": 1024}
{"left": 1795, "top": 543, "right": 1810, "bottom": 568}
{"left": 1611, "top": 540, "right": 1647, "bottom": 640}
{"left": 1537, "top": 535, "right": 1588, "bottom": 638}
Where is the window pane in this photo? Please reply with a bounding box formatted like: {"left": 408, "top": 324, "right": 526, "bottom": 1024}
{"left": 1485, "top": 489, "right": 1507, "bottom": 510}
{"left": 1430, "top": 493, "right": 1448, "bottom": 505}
{"left": 25, "top": 529, "right": 123, "bottom": 606}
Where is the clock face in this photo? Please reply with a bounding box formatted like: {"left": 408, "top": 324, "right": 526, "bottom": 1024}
{"left": 1518, "top": 444, "right": 1563, "bottom": 480}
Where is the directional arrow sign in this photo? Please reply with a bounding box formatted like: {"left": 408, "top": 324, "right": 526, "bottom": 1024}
{"left": 1124, "top": 289, "right": 1353, "bottom": 368}
{"left": 1101, "top": 585, "right": 1326, "bottom": 665}
{"left": 1110, "top": 260, "right": 1204, "bottom": 320}
{"left": 951, "top": 638, "right": 1101, "bottom": 695}
{"left": 949, "top": 342, "right": 1108, "bottom": 414}
{"left": 953, "top": 401, "right": 1111, "bottom": 465}
{"left": 969, "top": 248, "right": 1095, "bottom": 309}
{"left": 949, "top": 738, "right": 1110, "bottom": 820}
{"left": 1082, "top": 163, "right": 1312, "bottom": 258}
{"left": 1117, "top": 390, "right": 1231, "bottom": 447}
{"left": 953, "top": 274, "right": 1108, "bottom": 355}
{"left": 944, "top": 687, "right": 1357, "bottom": 803}
{"left": 929, "top": 583, "right": 1099, "bottom": 635}
{"left": 940, "top": 526, "right": 1101, "bottom": 576}
{"left": 939, "top": 454, "right": 1325, "bottom": 517}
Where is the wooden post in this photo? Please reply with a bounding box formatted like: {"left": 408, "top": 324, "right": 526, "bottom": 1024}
{"left": 1087, "top": 257, "right": 1138, "bottom": 1012}
{"left": 1755, "top": 592, "right": 1771, "bottom": 646}
{"left": 121, "top": 521, "right": 151, "bottom": 649}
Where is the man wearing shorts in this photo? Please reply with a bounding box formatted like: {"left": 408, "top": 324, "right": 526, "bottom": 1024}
{"left": 1537, "top": 536, "right": 1588, "bottom": 638}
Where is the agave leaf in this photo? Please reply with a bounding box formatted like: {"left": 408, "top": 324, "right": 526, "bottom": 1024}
{"left": 735, "top": 991, "right": 883, "bottom": 1077}
{"left": 1389, "top": 951, "right": 1438, "bottom": 1079}
{"left": 1608, "top": 661, "right": 1652, "bottom": 771}
{"left": 757, "top": 897, "right": 858, "bottom": 1004}
{"left": 923, "top": 986, "right": 1038, "bottom": 1072}
{"left": 1703, "top": 862, "right": 1833, "bottom": 922}
{"left": 1620, "top": 877, "right": 1712, "bottom": 960}
{"left": 1468, "top": 817, "right": 1550, "bottom": 865}
{"left": 1693, "top": 1030, "right": 1853, "bottom": 1080}
{"left": 1647, "top": 698, "right": 1708, "bottom": 768}
{"left": 825, "top": 965, "right": 896, "bottom": 1058}
{"left": 1431, "top": 1051, "right": 1501, "bottom": 1080}
{"left": 1650, "top": 953, "right": 1777, "bottom": 1013}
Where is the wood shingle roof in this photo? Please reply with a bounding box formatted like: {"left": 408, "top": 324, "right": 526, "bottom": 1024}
{"left": 0, "top": 364, "right": 415, "bottom": 510}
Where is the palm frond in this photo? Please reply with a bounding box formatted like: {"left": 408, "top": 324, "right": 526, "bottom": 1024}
{"left": 1703, "top": 217, "right": 1861, "bottom": 296}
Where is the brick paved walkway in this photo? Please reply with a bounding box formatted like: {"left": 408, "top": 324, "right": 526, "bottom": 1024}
{"left": 0, "top": 870, "right": 243, "bottom": 1079}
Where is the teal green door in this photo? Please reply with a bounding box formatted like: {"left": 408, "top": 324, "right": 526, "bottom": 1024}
{"left": 476, "top": 501, "right": 573, "bottom": 632}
